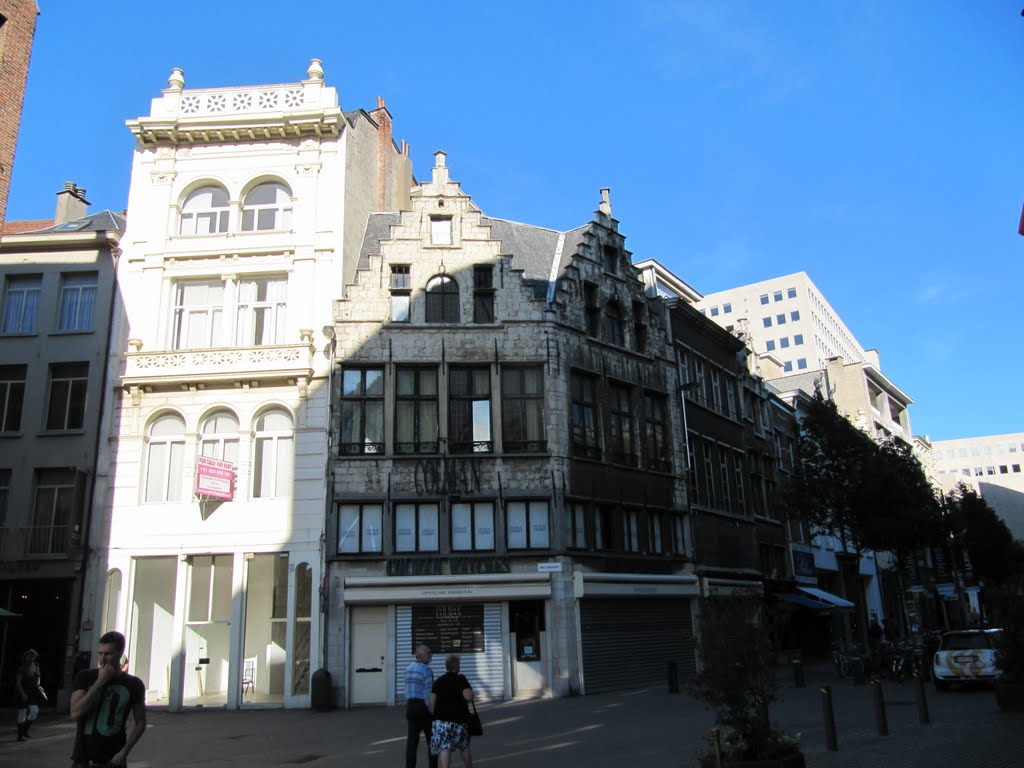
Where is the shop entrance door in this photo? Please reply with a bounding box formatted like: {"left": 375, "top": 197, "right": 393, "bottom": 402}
{"left": 509, "top": 600, "right": 545, "bottom": 697}
{"left": 183, "top": 555, "right": 233, "bottom": 708}
{"left": 241, "top": 553, "right": 289, "bottom": 706}
{"left": 350, "top": 606, "right": 387, "bottom": 705}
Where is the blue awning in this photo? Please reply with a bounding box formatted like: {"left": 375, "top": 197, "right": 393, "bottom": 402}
{"left": 777, "top": 592, "right": 833, "bottom": 610}
{"left": 797, "top": 586, "right": 855, "bottom": 609}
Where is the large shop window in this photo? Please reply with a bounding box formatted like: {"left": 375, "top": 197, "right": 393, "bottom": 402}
{"left": 179, "top": 185, "right": 230, "bottom": 235}
{"left": 451, "top": 502, "right": 495, "bottom": 551}
{"left": 30, "top": 468, "right": 76, "bottom": 555}
{"left": 506, "top": 500, "right": 550, "bottom": 550}
{"left": 449, "top": 366, "right": 491, "bottom": 453}
{"left": 395, "top": 502, "right": 440, "bottom": 552}
{"left": 338, "top": 503, "right": 383, "bottom": 553}
{"left": 46, "top": 362, "right": 88, "bottom": 431}
{"left": 252, "top": 408, "right": 294, "bottom": 499}
{"left": 570, "top": 372, "right": 600, "bottom": 459}
{"left": 200, "top": 410, "right": 240, "bottom": 464}
{"left": 340, "top": 368, "right": 384, "bottom": 455}
{"left": 395, "top": 367, "right": 438, "bottom": 454}
{"left": 2, "top": 275, "right": 41, "bottom": 334}
{"left": 144, "top": 413, "right": 186, "bottom": 503}
{"left": 501, "top": 366, "right": 545, "bottom": 453}
{"left": 0, "top": 364, "right": 26, "bottom": 431}
{"left": 241, "top": 182, "right": 292, "bottom": 232}
{"left": 58, "top": 273, "right": 98, "bottom": 332}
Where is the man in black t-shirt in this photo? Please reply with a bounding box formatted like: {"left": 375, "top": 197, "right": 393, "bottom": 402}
{"left": 70, "top": 631, "right": 147, "bottom": 768}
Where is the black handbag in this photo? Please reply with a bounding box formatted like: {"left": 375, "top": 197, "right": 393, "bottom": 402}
{"left": 466, "top": 699, "right": 483, "bottom": 736}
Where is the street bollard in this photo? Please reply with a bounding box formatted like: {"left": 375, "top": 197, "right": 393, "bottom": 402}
{"left": 710, "top": 727, "right": 723, "bottom": 768}
{"left": 914, "top": 673, "right": 930, "bottom": 724}
{"left": 820, "top": 685, "right": 839, "bottom": 752}
{"left": 667, "top": 659, "right": 679, "bottom": 693}
{"left": 792, "top": 656, "right": 806, "bottom": 688}
{"left": 870, "top": 679, "right": 889, "bottom": 736}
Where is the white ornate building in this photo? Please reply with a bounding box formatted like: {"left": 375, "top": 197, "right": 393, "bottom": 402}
{"left": 80, "top": 61, "right": 411, "bottom": 710}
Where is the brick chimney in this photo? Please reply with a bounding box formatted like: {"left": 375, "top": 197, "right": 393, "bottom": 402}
{"left": 370, "top": 96, "right": 392, "bottom": 211}
{"left": 55, "top": 181, "right": 89, "bottom": 224}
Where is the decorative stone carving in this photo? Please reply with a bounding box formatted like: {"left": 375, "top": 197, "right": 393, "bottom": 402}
{"left": 307, "top": 58, "right": 324, "bottom": 81}
{"left": 168, "top": 68, "right": 185, "bottom": 90}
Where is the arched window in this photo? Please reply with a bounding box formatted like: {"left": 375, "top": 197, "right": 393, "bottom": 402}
{"left": 241, "top": 182, "right": 292, "bottom": 232}
{"left": 425, "top": 275, "right": 459, "bottom": 323}
{"left": 604, "top": 301, "right": 624, "bottom": 346}
{"left": 200, "top": 410, "right": 239, "bottom": 464}
{"left": 179, "top": 185, "right": 229, "bottom": 235}
{"left": 144, "top": 413, "right": 186, "bottom": 503}
{"left": 252, "top": 408, "right": 293, "bottom": 498}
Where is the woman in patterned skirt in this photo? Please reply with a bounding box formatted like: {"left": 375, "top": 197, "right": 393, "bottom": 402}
{"left": 428, "top": 654, "right": 474, "bottom": 768}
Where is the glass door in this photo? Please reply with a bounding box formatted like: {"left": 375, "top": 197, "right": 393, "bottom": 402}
{"left": 241, "top": 553, "right": 289, "bottom": 705}
{"left": 183, "top": 555, "right": 233, "bottom": 708}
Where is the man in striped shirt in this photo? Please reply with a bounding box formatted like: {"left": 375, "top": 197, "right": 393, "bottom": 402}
{"left": 405, "top": 644, "right": 437, "bottom": 768}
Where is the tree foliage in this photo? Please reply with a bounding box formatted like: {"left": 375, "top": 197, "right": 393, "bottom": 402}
{"left": 941, "top": 483, "right": 1020, "bottom": 587}
{"left": 788, "top": 393, "right": 941, "bottom": 563}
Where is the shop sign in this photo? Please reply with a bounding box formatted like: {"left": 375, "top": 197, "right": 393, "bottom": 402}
{"left": 792, "top": 549, "right": 816, "bottom": 579}
{"left": 414, "top": 457, "right": 482, "bottom": 495}
{"left": 196, "top": 456, "right": 234, "bottom": 500}
{"left": 386, "top": 556, "right": 510, "bottom": 577}
{"left": 412, "top": 603, "right": 485, "bottom": 654}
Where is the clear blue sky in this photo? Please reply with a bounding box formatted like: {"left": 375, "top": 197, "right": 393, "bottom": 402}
{"left": 8, "top": 2, "right": 1023, "bottom": 441}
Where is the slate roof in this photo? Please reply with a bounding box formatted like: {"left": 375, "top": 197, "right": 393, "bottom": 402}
{"left": 357, "top": 212, "right": 402, "bottom": 270}
{"left": 2, "top": 211, "right": 126, "bottom": 236}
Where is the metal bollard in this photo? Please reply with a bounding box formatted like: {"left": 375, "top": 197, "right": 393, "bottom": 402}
{"left": 667, "top": 659, "right": 679, "bottom": 693}
{"left": 792, "top": 657, "right": 806, "bottom": 688}
{"left": 870, "top": 679, "right": 889, "bottom": 736}
{"left": 914, "top": 673, "right": 930, "bottom": 724}
{"left": 820, "top": 685, "right": 839, "bottom": 752}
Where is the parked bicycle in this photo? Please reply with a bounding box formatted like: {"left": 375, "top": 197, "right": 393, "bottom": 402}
{"left": 832, "top": 645, "right": 866, "bottom": 680}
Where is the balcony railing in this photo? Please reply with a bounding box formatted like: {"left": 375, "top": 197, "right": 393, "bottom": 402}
{"left": 123, "top": 343, "right": 314, "bottom": 388}
{"left": 20, "top": 525, "right": 70, "bottom": 557}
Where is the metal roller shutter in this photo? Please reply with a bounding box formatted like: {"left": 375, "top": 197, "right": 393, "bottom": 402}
{"left": 396, "top": 603, "right": 505, "bottom": 703}
{"left": 580, "top": 597, "right": 695, "bottom": 694}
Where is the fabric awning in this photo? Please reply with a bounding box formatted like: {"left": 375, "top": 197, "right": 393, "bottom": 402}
{"left": 797, "top": 586, "right": 854, "bottom": 609}
{"left": 777, "top": 592, "right": 833, "bottom": 611}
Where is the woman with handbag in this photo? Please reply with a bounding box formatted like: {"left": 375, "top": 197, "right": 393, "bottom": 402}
{"left": 429, "top": 654, "right": 475, "bottom": 768}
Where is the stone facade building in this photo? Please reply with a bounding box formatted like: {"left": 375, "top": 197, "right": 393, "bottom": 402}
{"left": 326, "top": 154, "right": 694, "bottom": 705}
{"left": 81, "top": 61, "right": 412, "bottom": 711}
{"left": 0, "top": 184, "right": 123, "bottom": 707}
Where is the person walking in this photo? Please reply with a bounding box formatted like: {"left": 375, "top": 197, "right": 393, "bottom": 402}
{"left": 429, "top": 654, "right": 474, "bottom": 768}
{"left": 15, "top": 649, "right": 47, "bottom": 741}
{"left": 69, "top": 630, "right": 147, "bottom": 768}
{"left": 405, "top": 644, "right": 438, "bottom": 768}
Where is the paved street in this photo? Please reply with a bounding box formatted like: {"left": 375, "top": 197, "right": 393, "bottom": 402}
{"left": 3, "top": 666, "right": 1019, "bottom": 767}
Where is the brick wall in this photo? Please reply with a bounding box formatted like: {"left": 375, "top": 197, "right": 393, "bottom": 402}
{"left": 0, "top": 0, "right": 38, "bottom": 223}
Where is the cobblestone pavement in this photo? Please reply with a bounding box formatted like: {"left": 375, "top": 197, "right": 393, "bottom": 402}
{"left": 2, "top": 666, "right": 1019, "bottom": 767}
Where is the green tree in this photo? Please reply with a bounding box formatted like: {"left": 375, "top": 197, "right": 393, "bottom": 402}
{"left": 942, "top": 483, "right": 1019, "bottom": 587}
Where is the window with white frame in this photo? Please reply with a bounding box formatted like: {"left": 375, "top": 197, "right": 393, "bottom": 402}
{"left": 0, "top": 364, "right": 26, "bottom": 431}
{"left": 711, "top": 369, "right": 723, "bottom": 412}
{"left": 179, "top": 185, "right": 230, "bottom": 235}
{"left": 390, "top": 265, "right": 411, "bottom": 322}
{"left": 252, "top": 408, "right": 294, "bottom": 498}
{"left": 337, "top": 503, "right": 383, "bottom": 553}
{"left": 144, "top": 413, "right": 186, "bottom": 503}
{"left": 451, "top": 501, "right": 495, "bottom": 551}
{"left": 672, "top": 513, "right": 686, "bottom": 554}
{"left": 173, "top": 280, "right": 224, "bottom": 349}
{"left": 30, "top": 468, "right": 75, "bottom": 555}
{"left": 200, "top": 410, "right": 239, "bottom": 464}
{"left": 57, "top": 273, "right": 97, "bottom": 332}
{"left": 235, "top": 276, "right": 287, "bottom": 346}
{"left": 46, "top": 363, "right": 88, "bottom": 431}
{"left": 622, "top": 508, "right": 640, "bottom": 552}
{"left": 430, "top": 216, "right": 452, "bottom": 245}
{"left": 647, "top": 510, "right": 664, "bottom": 554}
{"left": 506, "top": 500, "right": 549, "bottom": 549}
{"left": 241, "top": 182, "right": 292, "bottom": 232}
{"left": 726, "top": 376, "right": 737, "bottom": 418}
{"left": 394, "top": 502, "right": 439, "bottom": 552}
{"left": 2, "top": 275, "right": 41, "bottom": 334}
{"left": 569, "top": 502, "right": 587, "bottom": 549}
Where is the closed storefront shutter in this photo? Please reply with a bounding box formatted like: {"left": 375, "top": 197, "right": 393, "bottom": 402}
{"left": 580, "top": 597, "right": 695, "bottom": 694}
{"left": 396, "top": 602, "right": 505, "bottom": 703}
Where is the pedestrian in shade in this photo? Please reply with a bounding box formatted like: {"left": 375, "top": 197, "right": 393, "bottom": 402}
{"left": 15, "top": 649, "right": 47, "bottom": 742}
{"left": 405, "top": 644, "right": 438, "bottom": 768}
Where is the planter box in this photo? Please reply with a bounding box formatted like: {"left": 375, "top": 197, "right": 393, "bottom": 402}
{"left": 699, "top": 753, "right": 805, "bottom": 768}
